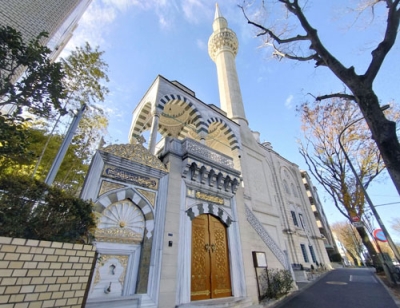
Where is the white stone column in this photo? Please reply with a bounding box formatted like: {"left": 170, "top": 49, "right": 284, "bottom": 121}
{"left": 148, "top": 112, "right": 160, "bottom": 155}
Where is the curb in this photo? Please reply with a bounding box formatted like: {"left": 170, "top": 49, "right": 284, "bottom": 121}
{"left": 374, "top": 274, "right": 400, "bottom": 308}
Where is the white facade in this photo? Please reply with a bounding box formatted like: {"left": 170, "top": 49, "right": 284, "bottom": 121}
{"left": 81, "top": 5, "right": 331, "bottom": 308}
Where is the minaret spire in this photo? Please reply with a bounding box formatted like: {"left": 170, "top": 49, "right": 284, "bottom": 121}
{"left": 208, "top": 4, "right": 248, "bottom": 125}
{"left": 214, "top": 3, "right": 222, "bottom": 19}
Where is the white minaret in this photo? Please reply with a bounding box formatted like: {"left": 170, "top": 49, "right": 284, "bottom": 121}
{"left": 208, "top": 4, "right": 248, "bottom": 126}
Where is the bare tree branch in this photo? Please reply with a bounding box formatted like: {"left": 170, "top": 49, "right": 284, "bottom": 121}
{"left": 316, "top": 93, "right": 356, "bottom": 102}
{"left": 364, "top": 0, "right": 400, "bottom": 84}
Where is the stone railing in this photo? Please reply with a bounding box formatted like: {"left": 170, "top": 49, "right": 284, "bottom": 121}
{"left": 0, "top": 236, "right": 96, "bottom": 308}
{"left": 245, "top": 205, "right": 288, "bottom": 269}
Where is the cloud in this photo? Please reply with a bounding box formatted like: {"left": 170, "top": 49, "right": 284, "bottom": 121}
{"left": 182, "top": 0, "right": 211, "bottom": 24}
{"left": 60, "top": 1, "right": 118, "bottom": 57}
{"left": 285, "top": 95, "right": 294, "bottom": 109}
{"left": 196, "top": 39, "right": 207, "bottom": 50}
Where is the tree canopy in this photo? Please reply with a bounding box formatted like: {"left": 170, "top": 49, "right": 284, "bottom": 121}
{"left": 0, "top": 26, "right": 67, "bottom": 161}
{"left": 31, "top": 42, "right": 109, "bottom": 183}
{"left": 0, "top": 26, "right": 109, "bottom": 193}
{"left": 0, "top": 174, "right": 95, "bottom": 243}
{"left": 331, "top": 221, "right": 364, "bottom": 266}
{"left": 298, "top": 98, "right": 400, "bottom": 268}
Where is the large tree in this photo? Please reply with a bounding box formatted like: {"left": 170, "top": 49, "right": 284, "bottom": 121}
{"left": 0, "top": 125, "right": 89, "bottom": 194}
{"left": 240, "top": 0, "right": 400, "bottom": 196}
{"left": 32, "top": 42, "right": 109, "bottom": 181}
{"left": 298, "top": 98, "right": 399, "bottom": 268}
{"left": 0, "top": 26, "right": 67, "bottom": 160}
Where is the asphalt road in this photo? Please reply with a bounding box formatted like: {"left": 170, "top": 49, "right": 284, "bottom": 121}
{"left": 275, "top": 268, "right": 398, "bottom": 308}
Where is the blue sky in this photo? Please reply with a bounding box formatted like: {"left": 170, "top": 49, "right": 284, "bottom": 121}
{"left": 62, "top": 0, "right": 400, "bottom": 242}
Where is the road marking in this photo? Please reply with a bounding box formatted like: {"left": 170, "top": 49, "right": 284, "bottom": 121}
{"left": 326, "top": 281, "right": 348, "bottom": 285}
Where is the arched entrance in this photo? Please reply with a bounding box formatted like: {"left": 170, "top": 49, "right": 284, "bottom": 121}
{"left": 191, "top": 214, "right": 232, "bottom": 301}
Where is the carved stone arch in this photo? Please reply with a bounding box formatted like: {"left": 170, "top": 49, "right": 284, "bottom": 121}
{"left": 90, "top": 187, "right": 157, "bottom": 300}
{"left": 94, "top": 188, "right": 155, "bottom": 239}
{"left": 189, "top": 162, "right": 199, "bottom": 181}
{"left": 231, "top": 178, "right": 239, "bottom": 194}
{"left": 206, "top": 117, "right": 240, "bottom": 151}
{"left": 216, "top": 172, "right": 224, "bottom": 189}
{"left": 186, "top": 203, "right": 233, "bottom": 227}
{"left": 199, "top": 165, "right": 208, "bottom": 184}
{"left": 224, "top": 175, "right": 232, "bottom": 192}
{"left": 157, "top": 94, "right": 207, "bottom": 139}
{"left": 130, "top": 102, "right": 153, "bottom": 140}
{"left": 208, "top": 169, "right": 216, "bottom": 187}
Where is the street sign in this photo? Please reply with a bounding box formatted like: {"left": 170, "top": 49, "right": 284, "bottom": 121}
{"left": 373, "top": 229, "right": 387, "bottom": 242}
{"left": 352, "top": 221, "right": 363, "bottom": 228}
{"left": 351, "top": 216, "right": 360, "bottom": 222}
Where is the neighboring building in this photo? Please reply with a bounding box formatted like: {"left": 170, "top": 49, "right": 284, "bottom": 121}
{"left": 0, "top": 0, "right": 91, "bottom": 114}
{"left": 332, "top": 232, "right": 352, "bottom": 266}
{"left": 81, "top": 5, "right": 331, "bottom": 307}
{"left": 301, "top": 170, "right": 338, "bottom": 260}
{"left": 0, "top": 0, "right": 91, "bottom": 60}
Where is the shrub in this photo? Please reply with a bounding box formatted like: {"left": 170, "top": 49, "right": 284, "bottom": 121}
{"left": 259, "top": 268, "right": 293, "bottom": 300}
{"left": 0, "top": 174, "right": 95, "bottom": 243}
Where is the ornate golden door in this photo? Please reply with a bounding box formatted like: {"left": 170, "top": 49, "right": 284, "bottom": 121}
{"left": 191, "top": 214, "right": 232, "bottom": 301}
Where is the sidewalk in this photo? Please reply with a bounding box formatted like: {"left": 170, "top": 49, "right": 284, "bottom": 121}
{"left": 375, "top": 271, "right": 400, "bottom": 308}
{"left": 256, "top": 268, "right": 400, "bottom": 308}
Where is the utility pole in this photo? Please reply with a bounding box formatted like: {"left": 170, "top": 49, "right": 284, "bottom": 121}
{"left": 45, "top": 104, "right": 86, "bottom": 186}
{"left": 338, "top": 104, "right": 400, "bottom": 284}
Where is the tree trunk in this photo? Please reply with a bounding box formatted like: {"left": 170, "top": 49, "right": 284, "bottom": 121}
{"left": 346, "top": 250, "right": 359, "bottom": 266}
{"left": 356, "top": 226, "right": 382, "bottom": 271}
{"left": 348, "top": 86, "right": 400, "bottom": 196}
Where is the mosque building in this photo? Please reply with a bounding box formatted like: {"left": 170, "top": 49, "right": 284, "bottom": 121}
{"left": 81, "top": 4, "right": 331, "bottom": 308}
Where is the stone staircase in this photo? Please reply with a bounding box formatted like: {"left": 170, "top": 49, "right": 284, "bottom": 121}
{"left": 177, "top": 297, "right": 255, "bottom": 308}
{"left": 245, "top": 205, "right": 288, "bottom": 269}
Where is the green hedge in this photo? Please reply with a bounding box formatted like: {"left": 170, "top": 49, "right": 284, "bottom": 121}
{"left": 0, "top": 175, "right": 95, "bottom": 243}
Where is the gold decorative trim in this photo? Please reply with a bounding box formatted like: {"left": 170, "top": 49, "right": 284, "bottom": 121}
{"left": 137, "top": 188, "right": 156, "bottom": 208}
{"left": 102, "top": 141, "right": 168, "bottom": 171}
{"left": 214, "top": 288, "right": 232, "bottom": 294}
{"left": 195, "top": 191, "right": 224, "bottom": 205}
{"left": 99, "top": 181, "right": 126, "bottom": 195}
{"left": 191, "top": 290, "right": 210, "bottom": 296}
{"left": 95, "top": 228, "right": 143, "bottom": 244}
{"left": 103, "top": 165, "right": 159, "bottom": 189}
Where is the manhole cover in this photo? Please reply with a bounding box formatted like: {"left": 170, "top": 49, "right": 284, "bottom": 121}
{"left": 326, "top": 281, "right": 348, "bottom": 285}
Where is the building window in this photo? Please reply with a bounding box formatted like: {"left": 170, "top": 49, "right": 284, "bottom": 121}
{"left": 309, "top": 246, "right": 317, "bottom": 263}
{"left": 299, "top": 213, "right": 305, "bottom": 229}
{"left": 300, "top": 244, "right": 309, "bottom": 263}
{"left": 291, "top": 211, "right": 298, "bottom": 226}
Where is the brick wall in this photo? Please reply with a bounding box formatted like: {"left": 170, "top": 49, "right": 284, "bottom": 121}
{"left": 0, "top": 236, "right": 96, "bottom": 308}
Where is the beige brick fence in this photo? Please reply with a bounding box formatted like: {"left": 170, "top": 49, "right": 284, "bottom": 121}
{"left": 0, "top": 236, "right": 96, "bottom": 308}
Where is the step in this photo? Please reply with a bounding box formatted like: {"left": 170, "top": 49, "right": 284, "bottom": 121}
{"left": 178, "top": 296, "right": 255, "bottom": 308}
